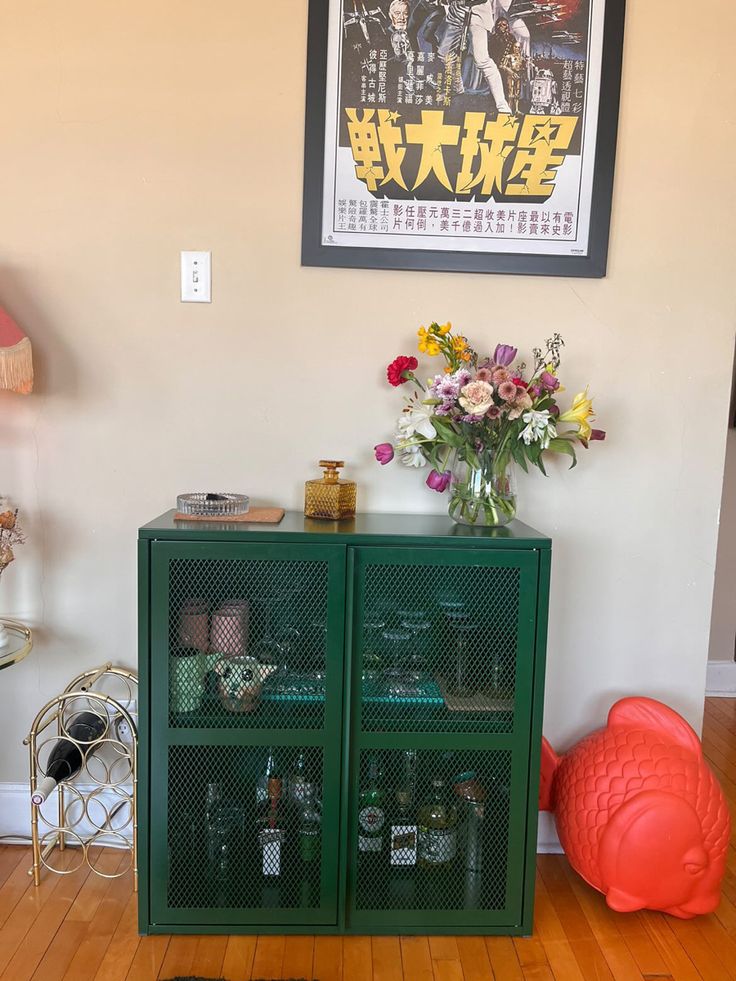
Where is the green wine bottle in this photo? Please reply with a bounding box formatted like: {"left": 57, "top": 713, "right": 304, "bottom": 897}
{"left": 358, "top": 756, "right": 386, "bottom": 854}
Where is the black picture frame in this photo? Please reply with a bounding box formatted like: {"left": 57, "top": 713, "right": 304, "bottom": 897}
{"left": 302, "top": 0, "right": 626, "bottom": 278}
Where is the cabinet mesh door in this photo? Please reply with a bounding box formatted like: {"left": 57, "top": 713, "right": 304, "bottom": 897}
{"left": 167, "top": 744, "right": 325, "bottom": 912}
{"left": 353, "top": 748, "right": 512, "bottom": 913}
{"left": 357, "top": 557, "right": 523, "bottom": 733}
{"left": 167, "top": 557, "right": 329, "bottom": 729}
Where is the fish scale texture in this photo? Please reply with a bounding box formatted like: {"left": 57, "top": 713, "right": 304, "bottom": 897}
{"left": 553, "top": 726, "right": 731, "bottom": 893}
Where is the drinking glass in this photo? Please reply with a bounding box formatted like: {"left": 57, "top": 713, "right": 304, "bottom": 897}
{"left": 210, "top": 605, "right": 247, "bottom": 657}
{"left": 382, "top": 628, "right": 414, "bottom": 696}
{"left": 398, "top": 608, "right": 433, "bottom": 682}
{"left": 447, "top": 617, "right": 480, "bottom": 697}
{"left": 362, "top": 610, "right": 387, "bottom": 685}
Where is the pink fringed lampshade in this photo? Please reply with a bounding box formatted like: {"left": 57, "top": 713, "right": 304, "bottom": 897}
{"left": 0, "top": 307, "right": 33, "bottom": 394}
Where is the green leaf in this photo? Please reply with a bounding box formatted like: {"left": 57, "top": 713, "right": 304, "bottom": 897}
{"left": 546, "top": 437, "right": 578, "bottom": 469}
{"left": 466, "top": 449, "right": 481, "bottom": 470}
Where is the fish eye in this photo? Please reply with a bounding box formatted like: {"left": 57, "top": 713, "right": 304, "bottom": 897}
{"left": 684, "top": 862, "right": 706, "bottom": 876}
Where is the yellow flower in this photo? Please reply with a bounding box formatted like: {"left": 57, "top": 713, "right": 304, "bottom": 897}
{"left": 559, "top": 388, "right": 595, "bottom": 441}
{"left": 452, "top": 336, "right": 468, "bottom": 354}
{"left": 417, "top": 327, "right": 432, "bottom": 354}
{"left": 437, "top": 322, "right": 452, "bottom": 336}
{"left": 418, "top": 328, "right": 441, "bottom": 355}
{"left": 460, "top": 350, "right": 472, "bottom": 362}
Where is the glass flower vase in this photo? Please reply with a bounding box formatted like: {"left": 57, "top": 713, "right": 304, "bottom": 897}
{"left": 448, "top": 453, "right": 517, "bottom": 527}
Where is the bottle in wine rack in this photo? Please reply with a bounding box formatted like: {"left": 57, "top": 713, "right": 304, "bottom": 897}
{"left": 32, "top": 711, "right": 108, "bottom": 805}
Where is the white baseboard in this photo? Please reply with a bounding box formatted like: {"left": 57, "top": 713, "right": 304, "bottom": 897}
{"left": 536, "top": 812, "right": 562, "bottom": 853}
{"left": 706, "top": 660, "right": 736, "bottom": 697}
{"left": 0, "top": 782, "right": 133, "bottom": 847}
{"left": 0, "top": 781, "right": 562, "bottom": 854}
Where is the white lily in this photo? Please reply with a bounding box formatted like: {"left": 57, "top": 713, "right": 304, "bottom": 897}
{"left": 396, "top": 442, "right": 427, "bottom": 468}
{"left": 519, "top": 409, "right": 557, "bottom": 450}
{"left": 396, "top": 399, "right": 437, "bottom": 441}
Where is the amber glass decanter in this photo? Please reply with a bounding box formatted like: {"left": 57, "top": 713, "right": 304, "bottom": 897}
{"left": 304, "top": 460, "right": 357, "bottom": 520}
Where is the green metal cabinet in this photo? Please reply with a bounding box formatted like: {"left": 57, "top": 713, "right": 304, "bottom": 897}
{"left": 138, "top": 511, "right": 550, "bottom": 936}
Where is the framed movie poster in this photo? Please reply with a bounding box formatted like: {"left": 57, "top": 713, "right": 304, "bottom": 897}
{"left": 302, "top": 0, "right": 625, "bottom": 277}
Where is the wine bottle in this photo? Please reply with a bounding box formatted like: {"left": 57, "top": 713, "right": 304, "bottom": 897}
{"left": 299, "top": 789, "right": 322, "bottom": 864}
{"left": 390, "top": 750, "right": 418, "bottom": 867}
{"left": 32, "top": 712, "right": 108, "bottom": 805}
{"left": 258, "top": 776, "right": 285, "bottom": 876}
{"left": 454, "top": 771, "right": 487, "bottom": 910}
{"left": 256, "top": 748, "right": 277, "bottom": 804}
{"left": 358, "top": 755, "right": 386, "bottom": 854}
{"left": 289, "top": 750, "right": 312, "bottom": 808}
{"left": 417, "top": 775, "right": 458, "bottom": 868}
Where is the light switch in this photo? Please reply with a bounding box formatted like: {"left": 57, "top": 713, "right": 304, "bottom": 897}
{"left": 181, "top": 251, "right": 211, "bottom": 303}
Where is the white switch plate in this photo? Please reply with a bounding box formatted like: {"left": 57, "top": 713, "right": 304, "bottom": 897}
{"left": 181, "top": 251, "right": 211, "bottom": 303}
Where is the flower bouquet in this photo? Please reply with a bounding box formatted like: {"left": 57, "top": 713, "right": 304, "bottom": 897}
{"left": 0, "top": 502, "right": 25, "bottom": 583}
{"left": 0, "top": 502, "right": 25, "bottom": 648}
{"left": 375, "top": 325, "right": 605, "bottom": 527}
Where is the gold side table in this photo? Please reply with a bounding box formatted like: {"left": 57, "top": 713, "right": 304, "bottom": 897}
{"left": 0, "top": 618, "right": 32, "bottom": 671}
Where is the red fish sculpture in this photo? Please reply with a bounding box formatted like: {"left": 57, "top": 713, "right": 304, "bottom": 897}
{"left": 539, "top": 697, "right": 731, "bottom": 918}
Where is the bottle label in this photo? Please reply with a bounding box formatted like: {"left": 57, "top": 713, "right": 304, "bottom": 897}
{"left": 358, "top": 833, "right": 383, "bottom": 852}
{"left": 418, "top": 827, "right": 457, "bottom": 865}
{"left": 259, "top": 828, "right": 284, "bottom": 876}
{"left": 390, "top": 824, "right": 417, "bottom": 865}
{"left": 359, "top": 805, "right": 385, "bottom": 835}
{"left": 290, "top": 778, "right": 311, "bottom": 806}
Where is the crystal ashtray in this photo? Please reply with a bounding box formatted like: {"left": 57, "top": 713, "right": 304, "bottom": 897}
{"left": 176, "top": 493, "right": 250, "bottom": 517}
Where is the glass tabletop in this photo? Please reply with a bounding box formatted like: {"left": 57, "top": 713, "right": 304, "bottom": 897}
{"left": 0, "top": 619, "right": 33, "bottom": 670}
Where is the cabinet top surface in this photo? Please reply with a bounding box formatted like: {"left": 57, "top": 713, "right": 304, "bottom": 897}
{"left": 139, "top": 510, "right": 550, "bottom": 548}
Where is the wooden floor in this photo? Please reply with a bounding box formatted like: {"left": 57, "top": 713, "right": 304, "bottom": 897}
{"left": 2, "top": 698, "right": 736, "bottom": 980}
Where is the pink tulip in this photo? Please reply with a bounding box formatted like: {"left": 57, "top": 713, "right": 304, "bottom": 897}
{"left": 426, "top": 469, "right": 452, "bottom": 493}
{"left": 374, "top": 443, "right": 395, "bottom": 465}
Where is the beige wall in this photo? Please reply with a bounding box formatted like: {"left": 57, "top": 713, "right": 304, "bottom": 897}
{"left": 1, "top": 1, "right": 735, "bottom": 783}
{"left": 710, "top": 427, "right": 736, "bottom": 661}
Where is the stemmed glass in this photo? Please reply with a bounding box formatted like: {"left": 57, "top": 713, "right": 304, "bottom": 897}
{"left": 397, "top": 608, "right": 432, "bottom": 684}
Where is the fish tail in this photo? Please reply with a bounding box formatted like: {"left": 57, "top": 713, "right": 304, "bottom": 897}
{"left": 539, "top": 737, "right": 560, "bottom": 811}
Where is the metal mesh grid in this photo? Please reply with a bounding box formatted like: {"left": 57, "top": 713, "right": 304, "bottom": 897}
{"left": 168, "top": 558, "right": 329, "bottom": 729}
{"left": 358, "top": 562, "right": 520, "bottom": 732}
{"left": 167, "top": 744, "right": 325, "bottom": 910}
{"left": 353, "top": 748, "right": 511, "bottom": 913}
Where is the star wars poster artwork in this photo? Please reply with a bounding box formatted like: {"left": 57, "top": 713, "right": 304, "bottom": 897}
{"left": 302, "top": 0, "right": 625, "bottom": 277}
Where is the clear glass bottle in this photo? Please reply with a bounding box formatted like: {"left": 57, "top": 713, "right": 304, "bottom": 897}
{"left": 289, "top": 750, "right": 313, "bottom": 808}
{"left": 299, "top": 789, "right": 322, "bottom": 864}
{"left": 258, "top": 775, "right": 285, "bottom": 877}
{"left": 390, "top": 750, "right": 418, "bottom": 867}
{"left": 256, "top": 748, "right": 278, "bottom": 805}
{"left": 417, "top": 775, "right": 458, "bottom": 868}
{"left": 454, "top": 771, "right": 487, "bottom": 910}
{"left": 304, "top": 460, "right": 357, "bottom": 520}
{"left": 358, "top": 756, "right": 386, "bottom": 854}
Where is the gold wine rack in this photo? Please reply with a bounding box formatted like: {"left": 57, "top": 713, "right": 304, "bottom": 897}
{"left": 24, "top": 663, "right": 138, "bottom": 888}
